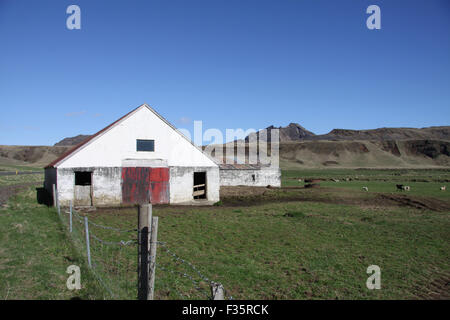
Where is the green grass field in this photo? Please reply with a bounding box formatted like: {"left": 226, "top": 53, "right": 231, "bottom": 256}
{"left": 0, "top": 188, "right": 104, "bottom": 299}
{"left": 0, "top": 168, "right": 449, "bottom": 299}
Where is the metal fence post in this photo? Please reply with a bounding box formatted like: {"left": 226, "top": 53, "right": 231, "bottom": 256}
{"left": 69, "top": 200, "right": 73, "bottom": 233}
{"left": 148, "top": 216, "right": 158, "bottom": 300}
{"left": 55, "top": 185, "right": 61, "bottom": 217}
{"left": 138, "top": 204, "right": 152, "bottom": 300}
{"left": 52, "top": 184, "right": 57, "bottom": 207}
{"left": 84, "top": 216, "right": 92, "bottom": 268}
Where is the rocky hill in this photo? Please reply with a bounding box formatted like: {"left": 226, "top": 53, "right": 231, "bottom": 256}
{"left": 246, "top": 123, "right": 315, "bottom": 142}
{"left": 54, "top": 134, "right": 91, "bottom": 146}
{"left": 247, "top": 125, "right": 450, "bottom": 142}
{"left": 309, "top": 126, "right": 450, "bottom": 141}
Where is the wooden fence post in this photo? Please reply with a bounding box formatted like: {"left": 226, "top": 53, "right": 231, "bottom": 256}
{"left": 211, "top": 282, "right": 224, "bottom": 300}
{"left": 148, "top": 216, "right": 158, "bottom": 300}
{"left": 138, "top": 204, "right": 152, "bottom": 300}
{"left": 84, "top": 216, "right": 92, "bottom": 268}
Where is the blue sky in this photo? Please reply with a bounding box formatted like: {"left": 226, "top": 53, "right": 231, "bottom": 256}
{"left": 0, "top": 0, "right": 449, "bottom": 145}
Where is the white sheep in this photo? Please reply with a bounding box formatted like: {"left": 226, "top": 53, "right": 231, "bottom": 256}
{"left": 440, "top": 186, "right": 446, "bottom": 191}
{"left": 362, "top": 186, "right": 368, "bottom": 191}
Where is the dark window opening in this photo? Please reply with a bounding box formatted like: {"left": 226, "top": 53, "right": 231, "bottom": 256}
{"left": 137, "top": 139, "right": 155, "bottom": 152}
{"left": 75, "top": 171, "right": 92, "bottom": 186}
{"left": 252, "top": 174, "right": 256, "bottom": 182}
{"left": 193, "top": 172, "right": 207, "bottom": 199}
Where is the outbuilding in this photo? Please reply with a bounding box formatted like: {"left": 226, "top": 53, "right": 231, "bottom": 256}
{"left": 44, "top": 104, "right": 220, "bottom": 206}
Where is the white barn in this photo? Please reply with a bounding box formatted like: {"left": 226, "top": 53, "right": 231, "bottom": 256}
{"left": 45, "top": 104, "right": 220, "bottom": 206}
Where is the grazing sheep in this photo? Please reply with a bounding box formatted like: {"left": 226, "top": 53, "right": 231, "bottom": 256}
{"left": 332, "top": 179, "right": 339, "bottom": 182}
{"left": 396, "top": 184, "right": 404, "bottom": 191}
{"left": 402, "top": 186, "right": 410, "bottom": 191}
{"left": 298, "top": 179, "right": 303, "bottom": 182}
{"left": 362, "top": 186, "right": 368, "bottom": 191}
{"left": 440, "top": 186, "right": 446, "bottom": 191}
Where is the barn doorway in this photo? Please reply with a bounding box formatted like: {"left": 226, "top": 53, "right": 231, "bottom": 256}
{"left": 193, "top": 172, "right": 207, "bottom": 199}
{"left": 74, "top": 171, "right": 92, "bottom": 206}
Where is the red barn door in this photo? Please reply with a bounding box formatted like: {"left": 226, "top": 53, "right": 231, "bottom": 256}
{"left": 121, "top": 167, "right": 169, "bottom": 204}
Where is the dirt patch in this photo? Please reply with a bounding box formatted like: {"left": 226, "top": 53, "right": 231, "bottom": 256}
{"left": 219, "top": 186, "right": 450, "bottom": 211}
{"left": 414, "top": 272, "right": 450, "bottom": 300}
{"left": 377, "top": 194, "right": 450, "bottom": 212}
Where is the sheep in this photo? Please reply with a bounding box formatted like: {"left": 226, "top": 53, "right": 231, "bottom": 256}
{"left": 397, "top": 184, "right": 410, "bottom": 191}
{"left": 332, "top": 179, "right": 339, "bottom": 182}
{"left": 440, "top": 186, "right": 446, "bottom": 191}
{"left": 362, "top": 186, "right": 368, "bottom": 191}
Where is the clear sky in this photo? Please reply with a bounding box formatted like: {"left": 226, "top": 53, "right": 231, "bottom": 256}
{"left": 1, "top": 0, "right": 449, "bottom": 146}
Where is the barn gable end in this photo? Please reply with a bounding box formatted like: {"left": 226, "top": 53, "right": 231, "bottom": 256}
{"left": 45, "top": 104, "right": 220, "bottom": 206}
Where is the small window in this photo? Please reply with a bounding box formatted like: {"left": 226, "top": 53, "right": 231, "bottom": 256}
{"left": 75, "top": 171, "right": 92, "bottom": 186}
{"left": 137, "top": 139, "right": 155, "bottom": 152}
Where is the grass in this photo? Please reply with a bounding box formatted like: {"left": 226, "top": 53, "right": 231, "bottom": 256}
{"left": 84, "top": 198, "right": 449, "bottom": 300}
{"left": 0, "top": 173, "right": 44, "bottom": 186}
{"left": 1, "top": 168, "right": 449, "bottom": 299}
{"left": 283, "top": 168, "right": 450, "bottom": 200}
{"left": 0, "top": 164, "right": 44, "bottom": 172}
{"left": 0, "top": 188, "right": 104, "bottom": 299}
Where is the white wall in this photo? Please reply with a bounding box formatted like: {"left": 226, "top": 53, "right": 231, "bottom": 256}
{"left": 170, "top": 166, "right": 220, "bottom": 203}
{"left": 57, "top": 106, "right": 217, "bottom": 169}
{"left": 56, "top": 167, "right": 122, "bottom": 206}
{"left": 220, "top": 168, "right": 281, "bottom": 187}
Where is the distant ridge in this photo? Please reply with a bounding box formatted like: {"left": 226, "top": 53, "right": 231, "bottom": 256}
{"left": 54, "top": 134, "right": 91, "bottom": 146}
{"left": 246, "top": 123, "right": 315, "bottom": 142}
{"left": 246, "top": 125, "right": 450, "bottom": 142}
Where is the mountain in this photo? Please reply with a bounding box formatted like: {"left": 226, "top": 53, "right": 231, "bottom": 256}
{"left": 246, "top": 125, "right": 450, "bottom": 142}
{"left": 54, "top": 134, "right": 92, "bottom": 146}
{"left": 309, "top": 126, "right": 450, "bottom": 141}
{"left": 1, "top": 125, "right": 449, "bottom": 169}
{"left": 246, "top": 123, "right": 315, "bottom": 142}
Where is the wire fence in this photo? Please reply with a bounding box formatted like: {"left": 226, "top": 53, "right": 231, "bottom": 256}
{"left": 58, "top": 204, "right": 137, "bottom": 299}
{"left": 55, "top": 189, "right": 233, "bottom": 300}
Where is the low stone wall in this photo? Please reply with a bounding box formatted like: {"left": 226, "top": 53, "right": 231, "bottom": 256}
{"left": 219, "top": 168, "right": 281, "bottom": 187}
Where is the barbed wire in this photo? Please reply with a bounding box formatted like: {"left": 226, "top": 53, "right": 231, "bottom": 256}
{"left": 156, "top": 263, "right": 211, "bottom": 299}
{"left": 60, "top": 204, "right": 233, "bottom": 300}
{"left": 87, "top": 219, "right": 137, "bottom": 233}
{"left": 158, "top": 242, "right": 211, "bottom": 284}
{"left": 157, "top": 242, "right": 233, "bottom": 300}
{"left": 90, "top": 233, "right": 137, "bottom": 246}
{"left": 67, "top": 209, "right": 137, "bottom": 233}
